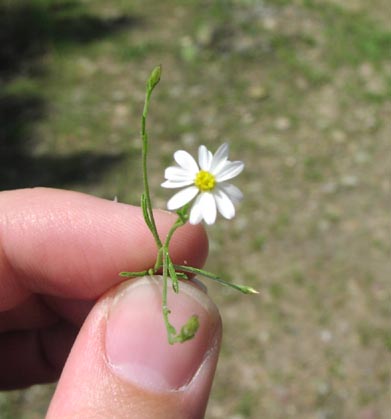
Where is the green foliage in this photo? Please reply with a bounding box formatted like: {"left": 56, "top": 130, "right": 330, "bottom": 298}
{"left": 1, "top": 0, "right": 389, "bottom": 416}
{"left": 236, "top": 391, "right": 255, "bottom": 417}
{"left": 305, "top": 2, "right": 391, "bottom": 66}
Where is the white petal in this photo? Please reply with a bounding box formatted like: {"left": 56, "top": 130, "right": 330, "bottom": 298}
{"left": 189, "top": 195, "right": 204, "bottom": 224}
{"left": 164, "top": 166, "right": 194, "bottom": 181}
{"left": 214, "top": 143, "right": 229, "bottom": 161}
{"left": 210, "top": 143, "right": 229, "bottom": 173}
{"left": 215, "top": 161, "right": 244, "bottom": 182}
{"left": 215, "top": 189, "right": 235, "bottom": 219}
{"left": 167, "top": 186, "right": 199, "bottom": 210}
{"left": 161, "top": 179, "right": 194, "bottom": 189}
{"left": 198, "top": 145, "right": 213, "bottom": 171}
{"left": 200, "top": 192, "right": 217, "bottom": 225}
{"left": 174, "top": 150, "right": 199, "bottom": 174}
{"left": 219, "top": 183, "right": 243, "bottom": 203}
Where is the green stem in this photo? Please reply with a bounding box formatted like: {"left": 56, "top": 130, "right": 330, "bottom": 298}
{"left": 141, "top": 68, "right": 162, "bottom": 249}
{"left": 153, "top": 247, "right": 163, "bottom": 272}
{"left": 121, "top": 66, "right": 257, "bottom": 344}
{"left": 162, "top": 246, "right": 177, "bottom": 344}
{"left": 164, "top": 218, "right": 185, "bottom": 249}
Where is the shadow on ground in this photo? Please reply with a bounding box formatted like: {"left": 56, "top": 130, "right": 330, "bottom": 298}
{"left": 0, "top": 0, "right": 141, "bottom": 190}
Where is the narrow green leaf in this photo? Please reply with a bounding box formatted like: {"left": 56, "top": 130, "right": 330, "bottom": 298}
{"left": 173, "top": 264, "right": 259, "bottom": 294}
{"left": 119, "top": 270, "right": 149, "bottom": 277}
{"left": 141, "top": 193, "right": 153, "bottom": 231}
{"left": 168, "top": 259, "right": 179, "bottom": 293}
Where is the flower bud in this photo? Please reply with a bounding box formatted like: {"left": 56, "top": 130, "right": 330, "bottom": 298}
{"left": 147, "top": 65, "right": 162, "bottom": 90}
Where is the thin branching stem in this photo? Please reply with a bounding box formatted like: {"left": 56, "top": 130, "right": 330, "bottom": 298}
{"left": 120, "top": 66, "right": 256, "bottom": 344}
{"left": 141, "top": 75, "right": 162, "bottom": 249}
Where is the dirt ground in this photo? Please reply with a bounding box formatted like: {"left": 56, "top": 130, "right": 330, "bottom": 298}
{"left": 0, "top": 0, "right": 390, "bottom": 417}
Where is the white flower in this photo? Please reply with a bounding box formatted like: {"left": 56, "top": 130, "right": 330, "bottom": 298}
{"left": 161, "top": 143, "right": 244, "bottom": 225}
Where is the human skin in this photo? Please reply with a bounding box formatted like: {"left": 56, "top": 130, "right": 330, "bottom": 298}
{"left": 0, "top": 188, "right": 222, "bottom": 418}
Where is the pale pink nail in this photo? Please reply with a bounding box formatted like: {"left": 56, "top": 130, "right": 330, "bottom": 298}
{"left": 105, "top": 276, "right": 220, "bottom": 392}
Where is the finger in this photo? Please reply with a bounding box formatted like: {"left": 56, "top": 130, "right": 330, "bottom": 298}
{"left": 47, "top": 277, "right": 222, "bottom": 419}
{"left": 0, "top": 188, "right": 208, "bottom": 310}
{"left": 0, "top": 295, "right": 57, "bottom": 333}
{"left": 0, "top": 321, "right": 78, "bottom": 390}
{"left": 0, "top": 294, "right": 96, "bottom": 333}
{"left": 0, "top": 297, "right": 95, "bottom": 389}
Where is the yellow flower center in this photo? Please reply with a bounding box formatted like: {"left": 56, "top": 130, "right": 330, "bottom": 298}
{"left": 194, "top": 170, "right": 216, "bottom": 192}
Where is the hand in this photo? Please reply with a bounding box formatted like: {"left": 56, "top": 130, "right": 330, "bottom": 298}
{"left": 0, "top": 188, "right": 222, "bottom": 418}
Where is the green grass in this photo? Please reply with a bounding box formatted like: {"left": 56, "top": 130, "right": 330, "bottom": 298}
{"left": 305, "top": 1, "right": 391, "bottom": 65}
{"left": 1, "top": 0, "right": 390, "bottom": 417}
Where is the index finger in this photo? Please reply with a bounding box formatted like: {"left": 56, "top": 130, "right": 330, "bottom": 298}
{"left": 0, "top": 188, "right": 208, "bottom": 310}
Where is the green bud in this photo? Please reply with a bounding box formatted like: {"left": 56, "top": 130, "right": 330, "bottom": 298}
{"left": 147, "top": 65, "right": 162, "bottom": 91}
{"left": 179, "top": 315, "right": 200, "bottom": 342}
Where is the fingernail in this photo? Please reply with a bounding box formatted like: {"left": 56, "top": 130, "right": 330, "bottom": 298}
{"left": 105, "top": 276, "right": 221, "bottom": 392}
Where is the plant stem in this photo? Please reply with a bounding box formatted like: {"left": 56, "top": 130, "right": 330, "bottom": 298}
{"left": 162, "top": 246, "right": 177, "bottom": 344}
{"left": 141, "top": 68, "right": 162, "bottom": 249}
{"left": 121, "top": 66, "right": 255, "bottom": 345}
{"left": 164, "top": 213, "right": 188, "bottom": 249}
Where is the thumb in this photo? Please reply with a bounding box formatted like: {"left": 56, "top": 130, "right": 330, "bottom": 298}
{"left": 47, "top": 276, "right": 222, "bottom": 419}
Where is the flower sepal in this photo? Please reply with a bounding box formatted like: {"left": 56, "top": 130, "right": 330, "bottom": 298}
{"left": 176, "top": 203, "right": 190, "bottom": 224}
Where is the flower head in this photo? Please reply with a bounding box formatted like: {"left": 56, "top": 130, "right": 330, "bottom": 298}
{"left": 161, "top": 143, "right": 244, "bottom": 225}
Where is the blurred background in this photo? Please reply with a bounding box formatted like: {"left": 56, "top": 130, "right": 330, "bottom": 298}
{"left": 0, "top": 0, "right": 390, "bottom": 417}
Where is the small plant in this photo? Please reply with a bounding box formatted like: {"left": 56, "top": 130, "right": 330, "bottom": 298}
{"left": 120, "top": 66, "right": 257, "bottom": 344}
